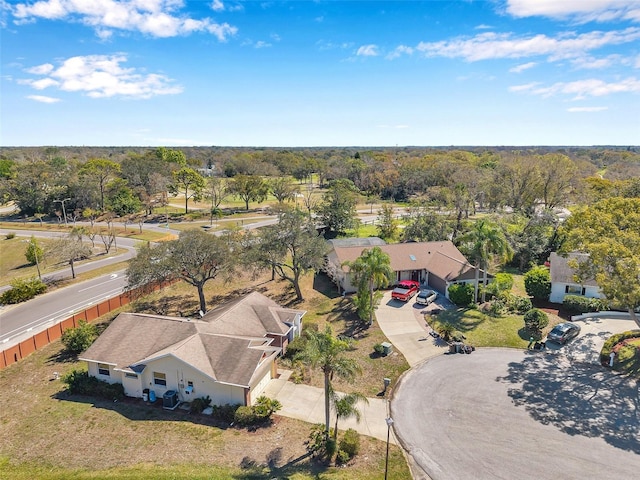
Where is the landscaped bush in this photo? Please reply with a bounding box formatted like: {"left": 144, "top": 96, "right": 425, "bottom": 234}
{"left": 437, "top": 322, "right": 456, "bottom": 342}
{"left": 61, "top": 320, "right": 99, "bottom": 354}
{"left": 5, "top": 232, "right": 16, "bottom": 239}
{"left": 62, "top": 369, "right": 125, "bottom": 401}
{"left": 211, "top": 403, "right": 239, "bottom": 423}
{"left": 483, "top": 273, "right": 514, "bottom": 299}
{"left": 448, "top": 283, "right": 474, "bottom": 306}
{"left": 508, "top": 294, "right": 533, "bottom": 314}
{"left": 0, "top": 277, "right": 46, "bottom": 304}
{"left": 338, "top": 428, "right": 360, "bottom": 460}
{"left": 524, "top": 308, "right": 549, "bottom": 334}
{"left": 373, "top": 343, "right": 385, "bottom": 355}
{"left": 524, "top": 266, "right": 551, "bottom": 300}
{"left": 190, "top": 395, "right": 212, "bottom": 414}
{"left": 283, "top": 335, "right": 306, "bottom": 359}
{"left": 306, "top": 424, "right": 336, "bottom": 461}
{"left": 562, "top": 294, "right": 604, "bottom": 315}
{"left": 600, "top": 330, "right": 640, "bottom": 368}
{"left": 234, "top": 406, "right": 258, "bottom": 426}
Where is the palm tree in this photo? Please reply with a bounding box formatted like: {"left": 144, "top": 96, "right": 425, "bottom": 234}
{"left": 345, "top": 247, "right": 393, "bottom": 324}
{"left": 331, "top": 390, "right": 369, "bottom": 440}
{"left": 296, "top": 326, "right": 361, "bottom": 434}
{"left": 457, "top": 219, "right": 512, "bottom": 303}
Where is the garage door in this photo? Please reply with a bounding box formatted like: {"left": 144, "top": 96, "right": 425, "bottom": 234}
{"left": 250, "top": 369, "right": 272, "bottom": 404}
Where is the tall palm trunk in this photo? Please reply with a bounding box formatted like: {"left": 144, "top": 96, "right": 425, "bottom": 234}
{"left": 323, "top": 370, "right": 331, "bottom": 433}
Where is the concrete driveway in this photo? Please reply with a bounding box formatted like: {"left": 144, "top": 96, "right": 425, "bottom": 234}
{"left": 392, "top": 349, "right": 640, "bottom": 480}
{"left": 375, "top": 291, "right": 449, "bottom": 367}
{"left": 554, "top": 315, "right": 640, "bottom": 364}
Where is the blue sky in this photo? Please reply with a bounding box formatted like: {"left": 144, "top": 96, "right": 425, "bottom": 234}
{"left": 1, "top": 0, "right": 639, "bottom": 147}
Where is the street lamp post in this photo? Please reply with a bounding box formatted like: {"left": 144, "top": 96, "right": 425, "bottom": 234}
{"left": 54, "top": 198, "right": 71, "bottom": 225}
{"left": 384, "top": 417, "right": 394, "bottom": 480}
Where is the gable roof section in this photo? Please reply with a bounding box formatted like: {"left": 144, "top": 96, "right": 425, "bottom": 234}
{"left": 333, "top": 241, "right": 474, "bottom": 281}
{"left": 201, "top": 291, "right": 306, "bottom": 337}
{"left": 549, "top": 252, "right": 598, "bottom": 286}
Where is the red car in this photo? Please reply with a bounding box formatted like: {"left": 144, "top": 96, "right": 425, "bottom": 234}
{"left": 391, "top": 280, "right": 420, "bottom": 302}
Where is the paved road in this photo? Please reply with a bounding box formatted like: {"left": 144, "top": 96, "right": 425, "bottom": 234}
{"left": 392, "top": 347, "right": 640, "bottom": 480}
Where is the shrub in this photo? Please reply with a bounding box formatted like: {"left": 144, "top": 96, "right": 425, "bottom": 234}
{"left": 336, "top": 449, "right": 350, "bottom": 465}
{"left": 483, "top": 273, "right": 514, "bottom": 299}
{"left": 0, "top": 277, "right": 46, "bottom": 304}
{"left": 437, "top": 322, "right": 456, "bottom": 342}
{"left": 524, "top": 308, "right": 549, "bottom": 333}
{"left": 373, "top": 343, "right": 385, "bottom": 355}
{"left": 5, "top": 232, "right": 16, "bottom": 239}
{"left": 306, "top": 424, "right": 336, "bottom": 461}
{"left": 339, "top": 429, "right": 360, "bottom": 459}
{"left": 563, "top": 295, "right": 604, "bottom": 315}
{"left": 448, "top": 283, "right": 474, "bottom": 306}
{"left": 62, "top": 369, "right": 124, "bottom": 401}
{"left": 61, "top": 320, "right": 99, "bottom": 354}
{"left": 190, "top": 395, "right": 212, "bottom": 414}
{"left": 211, "top": 403, "right": 239, "bottom": 423}
{"left": 524, "top": 266, "right": 551, "bottom": 300}
{"left": 252, "top": 396, "right": 282, "bottom": 419}
{"left": 234, "top": 406, "right": 258, "bottom": 426}
{"left": 284, "top": 335, "right": 306, "bottom": 359}
{"left": 508, "top": 295, "right": 533, "bottom": 314}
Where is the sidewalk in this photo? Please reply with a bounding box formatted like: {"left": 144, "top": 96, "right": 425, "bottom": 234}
{"left": 264, "top": 369, "right": 395, "bottom": 444}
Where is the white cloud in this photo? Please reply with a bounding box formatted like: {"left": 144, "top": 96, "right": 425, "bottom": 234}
{"left": 413, "top": 28, "right": 640, "bottom": 62}
{"left": 11, "top": 0, "right": 238, "bottom": 40}
{"left": 386, "top": 45, "right": 414, "bottom": 60}
{"left": 511, "top": 77, "right": 640, "bottom": 99}
{"left": 210, "top": 0, "right": 225, "bottom": 12}
{"left": 509, "top": 61, "right": 536, "bottom": 73}
{"left": 27, "top": 94, "right": 61, "bottom": 103}
{"left": 254, "top": 40, "right": 271, "bottom": 48}
{"left": 567, "top": 106, "right": 609, "bottom": 112}
{"left": 505, "top": 0, "right": 640, "bottom": 23}
{"left": 21, "top": 54, "right": 183, "bottom": 99}
{"left": 356, "top": 44, "right": 379, "bottom": 57}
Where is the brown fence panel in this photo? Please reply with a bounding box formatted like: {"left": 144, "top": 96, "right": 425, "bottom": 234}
{"left": 108, "top": 296, "right": 122, "bottom": 311}
{"left": 74, "top": 312, "right": 87, "bottom": 325}
{"left": 19, "top": 338, "right": 36, "bottom": 358}
{"left": 97, "top": 300, "right": 110, "bottom": 317}
{"left": 47, "top": 323, "right": 63, "bottom": 342}
{"left": 34, "top": 330, "right": 50, "bottom": 350}
{"left": 60, "top": 318, "right": 75, "bottom": 333}
{"left": 3, "top": 345, "right": 21, "bottom": 367}
{"left": 85, "top": 305, "right": 99, "bottom": 322}
{"left": 0, "top": 352, "right": 6, "bottom": 369}
{"left": 120, "top": 291, "right": 131, "bottom": 306}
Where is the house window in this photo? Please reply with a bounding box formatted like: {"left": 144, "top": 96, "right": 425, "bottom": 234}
{"left": 565, "top": 285, "right": 585, "bottom": 295}
{"left": 125, "top": 373, "right": 138, "bottom": 379}
{"left": 98, "top": 363, "right": 110, "bottom": 376}
{"left": 153, "top": 372, "right": 167, "bottom": 386}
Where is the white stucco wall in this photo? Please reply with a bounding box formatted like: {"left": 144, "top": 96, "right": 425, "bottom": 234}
{"left": 550, "top": 282, "right": 604, "bottom": 304}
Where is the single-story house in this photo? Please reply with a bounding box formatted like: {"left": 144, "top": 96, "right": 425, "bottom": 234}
{"left": 549, "top": 252, "right": 604, "bottom": 304}
{"left": 80, "top": 292, "right": 305, "bottom": 406}
{"left": 324, "top": 238, "right": 483, "bottom": 298}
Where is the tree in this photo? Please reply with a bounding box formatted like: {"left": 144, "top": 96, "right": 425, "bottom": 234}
{"left": 523, "top": 265, "right": 551, "bottom": 300}
{"left": 227, "top": 174, "right": 269, "bottom": 210}
{"left": 457, "top": 220, "right": 512, "bottom": 303}
{"left": 344, "top": 247, "right": 393, "bottom": 325}
{"left": 296, "top": 326, "right": 361, "bottom": 434}
{"left": 61, "top": 320, "right": 98, "bottom": 354}
{"left": 79, "top": 158, "right": 121, "bottom": 211}
{"left": 126, "top": 229, "right": 233, "bottom": 313}
{"left": 561, "top": 197, "right": 640, "bottom": 323}
{"left": 24, "top": 235, "right": 44, "bottom": 280}
{"left": 244, "top": 210, "right": 328, "bottom": 301}
{"left": 317, "top": 179, "right": 359, "bottom": 236}
{"left": 524, "top": 308, "right": 549, "bottom": 335}
{"left": 269, "top": 177, "right": 299, "bottom": 204}
{"left": 376, "top": 203, "right": 398, "bottom": 240}
{"left": 204, "top": 176, "right": 228, "bottom": 218}
{"left": 105, "top": 178, "right": 142, "bottom": 217}
{"left": 331, "top": 390, "right": 368, "bottom": 440}
{"left": 52, "top": 228, "right": 92, "bottom": 279}
{"left": 170, "top": 167, "right": 205, "bottom": 213}
{"left": 402, "top": 206, "right": 451, "bottom": 242}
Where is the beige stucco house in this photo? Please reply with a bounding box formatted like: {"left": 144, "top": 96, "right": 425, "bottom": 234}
{"left": 80, "top": 292, "right": 305, "bottom": 406}
{"left": 324, "top": 238, "right": 480, "bottom": 298}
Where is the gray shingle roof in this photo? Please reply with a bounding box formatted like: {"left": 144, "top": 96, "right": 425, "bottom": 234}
{"left": 549, "top": 252, "right": 598, "bottom": 286}
{"left": 80, "top": 292, "right": 302, "bottom": 387}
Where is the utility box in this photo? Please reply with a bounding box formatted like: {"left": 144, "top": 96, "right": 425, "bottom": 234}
{"left": 381, "top": 342, "right": 393, "bottom": 356}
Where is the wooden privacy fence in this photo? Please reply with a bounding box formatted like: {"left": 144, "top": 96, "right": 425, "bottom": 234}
{"left": 0, "top": 280, "right": 173, "bottom": 370}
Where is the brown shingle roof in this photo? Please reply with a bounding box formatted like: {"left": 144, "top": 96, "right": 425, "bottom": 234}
{"left": 332, "top": 241, "right": 474, "bottom": 281}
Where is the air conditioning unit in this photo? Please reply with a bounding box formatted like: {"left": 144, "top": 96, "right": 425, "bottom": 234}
{"left": 162, "top": 390, "right": 179, "bottom": 410}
